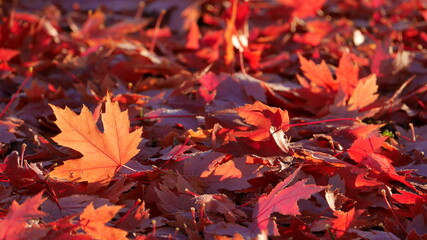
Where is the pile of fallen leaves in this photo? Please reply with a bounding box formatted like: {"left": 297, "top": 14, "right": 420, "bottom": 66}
{"left": 0, "top": 0, "right": 426, "bottom": 239}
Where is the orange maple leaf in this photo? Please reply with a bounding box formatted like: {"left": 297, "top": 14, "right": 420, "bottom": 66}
{"left": 0, "top": 192, "right": 46, "bottom": 240}
{"left": 80, "top": 203, "right": 127, "bottom": 240}
{"left": 224, "top": 0, "right": 238, "bottom": 66}
{"left": 297, "top": 53, "right": 337, "bottom": 92}
{"left": 347, "top": 74, "right": 378, "bottom": 111}
{"left": 336, "top": 52, "right": 359, "bottom": 97}
{"left": 49, "top": 94, "right": 142, "bottom": 185}
{"left": 297, "top": 53, "right": 379, "bottom": 117}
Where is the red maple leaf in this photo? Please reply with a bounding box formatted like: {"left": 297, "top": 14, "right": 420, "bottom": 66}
{"left": 348, "top": 135, "right": 414, "bottom": 189}
{"left": 0, "top": 48, "right": 19, "bottom": 71}
{"left": 233, "top": 101, "right": 290, "bottom": 142}
{"left": 250, "top": 167, "right": 325, "bottom": 236}
{"left": 277, "top": 0, "right": 327, "bottom": 19}
{"left": 331, "top": 208, "right": 363, "bottom": 238}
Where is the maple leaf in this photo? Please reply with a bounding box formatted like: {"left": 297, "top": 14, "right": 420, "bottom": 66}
{"left": 297, "top": 54, "right": 337, "bottom": 93}
{"left": 336, "top": 53, "right": 359, "bottom": 97}
{"left": 392, "top": 189, "right": 427, "bottom": 205}
{"left": 115, "top": 201, "right": 150, "bottom": 232}
{"left": 186, "top": 21, "right": 201, "bottom": 49}
{"left": 199, "top": 156, "right": 266, "bottom": 192}
{"left": 154, "top": 184, "right": 188, "bottom": 213}
{"left": 296, "top": 53, "right": 381, "bottom": 117}
{"left": 370, "top": 39, "right": 394, "bottom": 81}
{"left": 330, "top": 74, "right": 379, "bottom": 118}
{"left": 293, "top": 20, "right": 332, "bottom": 46}
{"left": 250, "top": 167, "right": 325, "bottom": 236}
{"left": 49, "top": 94, "right": 142, "bottom": 185}
{"left": 0, "top": 192, "right": 47, "bottom": 240}
{"left": 277, "top": 0, "right": 326, "bottom": 19}
{"left": 205, "top": 224, "right": 249, "bottom": 239}
{"left": 79, "top": 203, "right": 127, "bottom": 240}
{"left": 347, "top": 135, "right": 387, "bottom": 163}
{"left": 44, "top": 216, "right": 93, "bottom": 240}
{"left": 41, "top": 194, "right": 112, "bottom": 222}
{"left": 349, "top": 229, "right": 401, "bottom": 240}
{"left": 74, "top": 10, "right": 105, "bottom": 38}
{"left": 348, "top": 135, "right": 414, "bottom": 189}
{"left": 331, "top": 208, "right": 362, "bottom": 238}
{"left": 346, "top": 74, "right": 379, "bottom": 111}
{"left": 3, "top": 151, "right": 44, "bottom": 191}
{"left": 233, "top": 101, "right": 290, "bottom": 142}
{"left": 194, "top": 193, "right": 247, "bottom": 223}
{"left": 224, "top": 0, "right": 238, "bottom": 66}
{"left": 0, "top": 48, "right": 19, "bottom": 71}
{"left": 182, "top": 151, "right": 265, "bottom": 192}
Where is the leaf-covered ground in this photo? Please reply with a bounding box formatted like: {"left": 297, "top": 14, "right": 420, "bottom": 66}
{"left": 0, "top": 0, "right": 427, "bottom": 239}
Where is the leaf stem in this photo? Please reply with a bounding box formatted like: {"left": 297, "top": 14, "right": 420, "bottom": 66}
{"left": 121, "top": 164, "right": 137, "bottom": 173}
{"left": 287, "top": 118, "right": 358, "bottom": 128}
{"left": 131, "top": 114, "right": 200, "bottom": 121}
{"left": 114, "top": 199, "right": 142, "bottom": 226}
{"left": 184, "top": 188, "right": 200, "bottom": 197}
{"left": 0, "top": 68, "right": 33, "bottom": 119}
{"left": 149, "top": 9, "right": 166, "bottom": 52}
{"left": 53, "top": 61, "right": 83, "bottom": 84}
{"left": 381, "top": 189, "right": 408, "bottom": 235}
{"left": 134, "top": 1, "right": 145, "bottom": 20}
{"left": 326, "top": 224, "right": 335, "bottom": 240}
